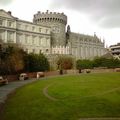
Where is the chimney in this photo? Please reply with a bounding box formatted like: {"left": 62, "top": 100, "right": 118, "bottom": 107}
{"left": 8, "top": 11, "right": 12, "bottom": 15}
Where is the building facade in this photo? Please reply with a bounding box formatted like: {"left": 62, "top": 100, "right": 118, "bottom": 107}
{"left": 69, "top": 32, "right": 105, "bottom": 59}
{"left": 0, "top": 9, "right": 106, "bottom": 60}
{"left": 109, "top": 43, "right": 120, "bottom": 59}
{"left": 0, "top": 9, "right": 51, "bottom": 55}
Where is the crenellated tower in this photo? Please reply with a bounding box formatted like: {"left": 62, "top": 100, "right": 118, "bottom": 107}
{"left": 33, "top": 10, "right": 67, "bottom": 46}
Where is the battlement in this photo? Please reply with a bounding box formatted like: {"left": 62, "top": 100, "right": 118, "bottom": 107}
{"left": 33, "top": 10, "right": 67, "bottom": 25}
{"left": 36, "top": 10, "right": 65, "bottom": 15}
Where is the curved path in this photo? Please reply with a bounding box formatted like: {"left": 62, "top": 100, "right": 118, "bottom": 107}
{"left": 42, "top": 83, "right": 120, "bottom": 101}
{"left": 0, "top": 79, "right": 37, "bottom": 104}
{"left": 0, "top": 75, "right": 65, "bottom": 105}
{"left": 43, "top": 83, "right": 59, "bottom": 101}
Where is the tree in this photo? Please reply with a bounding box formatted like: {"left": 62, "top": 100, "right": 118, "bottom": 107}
{"left": 57, "top": 55, "right": 74, "bottom": 70}
{"left": 76, "top": 59, "right": 93, "bottom": 70}
{"left": 25, "top": 53, "right": 50, "bottom": 72}
{"left": 0, "top": 44, "right": 26, "bottom": 75}
{"left": 93, "top": 57, "right": 120, "bottom": 68}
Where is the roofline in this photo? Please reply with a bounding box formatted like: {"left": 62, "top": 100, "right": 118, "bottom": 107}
{"left": 0, "top": 9, "right": 51, "bottom": 28}
{"left": 17, "top": 19, "right": 51, "bottom": 28}
{"left": 0, "top": 9, "right": 17, "bottom": 19}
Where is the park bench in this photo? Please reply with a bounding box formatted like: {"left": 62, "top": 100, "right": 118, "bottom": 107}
{"left": 0, "top": 76, "right": 8, "bottom": 85}
{"left": 37, "top": 72, "right": 45, "bottom": 78}
{"left": 19, "top": 73, "right": 29, "bottom": 81}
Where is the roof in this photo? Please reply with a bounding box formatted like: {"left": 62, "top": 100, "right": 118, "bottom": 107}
{"left": 102, "top": 52, "right": 113, "bottom": 59}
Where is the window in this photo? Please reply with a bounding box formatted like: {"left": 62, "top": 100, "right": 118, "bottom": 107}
{"left": 0, "top": 30, "right": 4, "bottom": 41}
{"left": 0, "top": 19, "right": 3, "bottom": 26}
{"left": 8, "top": 32, "right": 13, "bottom": 42}
{"left": 0, "top": 33, "right": 2, "bottom": 40}
{"left": 39, "top": 37, "right": 42, "bottom": 45}
{"left": 46, "top": 38, "right": 50, "bottom": 46}
{"left": 8, "top": 21, "right": 12, "bottom": 27}
{"left": 26, "top": 49, "right": 28, "bottom": 53}
{"left": 25, "top": 35, "right": 28, "bottom": 44}
{"left": 32, "top": 39, "right": 34, "bottom": 44}
{"left": 0, "top": 44, "right": 2, "bottom": 51}
{"left": 39, "top": 49, "right": 42, "bottom": 54}
{"left": 32, "top": 36, "right": 36, "bottom": 44}
{"left": 17, "top": 34, "right": 21, "bottom": 43}
{"left": 39, "top": 28, "right": 42, "bottom": 32}
{"left": 46, "top": 29, "right": 48, "bottom": 33}
{"left": 32, "top": 26, "right": 35, "bottom": 31}
{"left": 25, "top": 25, "right": 28, "bottom": 30}
{"left": 32, "top": 49, "right": 35, "bottom": 53}
{"left": 17, "top": 23, "right": 21, "bottom": 29}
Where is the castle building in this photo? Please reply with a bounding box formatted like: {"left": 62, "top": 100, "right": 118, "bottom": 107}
{"left": 0, "top": 9, "right": 106, "bottom": 60}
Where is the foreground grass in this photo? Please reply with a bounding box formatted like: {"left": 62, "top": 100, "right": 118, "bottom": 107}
{"left": 2, "top": 73, "right": 120, "bottom": 120}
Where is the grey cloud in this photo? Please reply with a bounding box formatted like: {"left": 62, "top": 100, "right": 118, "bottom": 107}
{"left": 50, "top": 0, "right": 120, "bottom": 28}
{"left": 0, "top": 0, "right": 13, "bottom": 5}
{"left": 98, "top": 15, "right": 120, "bottom": 28}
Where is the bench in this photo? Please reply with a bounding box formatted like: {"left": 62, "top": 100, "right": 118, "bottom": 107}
{"left": 0, "top": 76, "right": 8, "bottom": 85}
{"left": 37, "top": 72, "right": 45, "bottom": 78}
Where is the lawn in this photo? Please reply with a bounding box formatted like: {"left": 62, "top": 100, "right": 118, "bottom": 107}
{"left": 1, "top": 73, "right": 120, "bottom": 120}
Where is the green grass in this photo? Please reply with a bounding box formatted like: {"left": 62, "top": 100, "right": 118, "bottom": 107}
{"left": 2, "top": 73, "right": 120, "bottom": 120}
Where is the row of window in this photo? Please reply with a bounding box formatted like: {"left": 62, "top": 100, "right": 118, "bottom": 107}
{"left": 0, "top": 31, "right": 14, "bottom": 43}
{"left": 17, "top": 34, "right": 50, "bottom": 46}
{"left": 0, "top": 19, "right": 14, "bottom": 27}
{"left": 25, "top": 48, "right": 49, "bottom": 54}
{"left": 0, "top": 18, "right": 50, "bottom": 34}
{"left": 17, "top": 23, "right": 49, "bottom": 34}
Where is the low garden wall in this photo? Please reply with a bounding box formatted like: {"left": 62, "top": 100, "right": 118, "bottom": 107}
{"left": 2, "top": 68, "right": 120, "bottom": 82}
{"left": 2, "top": 71, "right": 60, "bottom": 82}
{"left": 66, "top": 68, "right": 120, "bottom": 74}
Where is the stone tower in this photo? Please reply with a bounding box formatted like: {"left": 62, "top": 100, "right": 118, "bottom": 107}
{"left": 33, "top": 10, "right": 67, "bottom": 47}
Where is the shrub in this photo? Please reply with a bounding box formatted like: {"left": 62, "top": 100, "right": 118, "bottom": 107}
{"left": 25, "top": 53, "right": 49, "bottom": 72}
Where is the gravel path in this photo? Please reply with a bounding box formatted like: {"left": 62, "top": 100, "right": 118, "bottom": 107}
{"left": 0, "top": 79, "right": 37, "bottom": 104}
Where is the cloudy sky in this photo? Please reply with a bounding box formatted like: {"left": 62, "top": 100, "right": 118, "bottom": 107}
{"left": 0, "top": 0, "right": 120, "bottom": 47}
